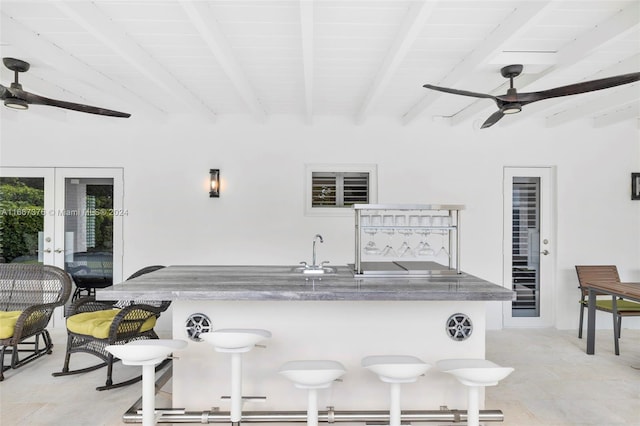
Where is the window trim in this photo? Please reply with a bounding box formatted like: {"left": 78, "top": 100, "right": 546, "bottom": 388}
{"left": 304, "top": 164, "right": 377, "bottom": 217}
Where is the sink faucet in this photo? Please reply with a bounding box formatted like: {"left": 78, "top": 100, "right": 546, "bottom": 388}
{"left": 298, "top": 234, "right": 330, "bottom": 274}
{"left": 312, "top": 234, "right": 323, "bottom": 268}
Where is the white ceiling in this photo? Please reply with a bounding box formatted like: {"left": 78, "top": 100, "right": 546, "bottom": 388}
{"left": 1, "top": 0, "right": 639, "bottom": 128}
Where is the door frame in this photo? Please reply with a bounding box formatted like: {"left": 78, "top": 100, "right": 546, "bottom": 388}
{"left": 0, "top": 166, "right": 124, "bottom": 327}
{"left": 53, "top": 168, "right": 124, "bottom": 285}
{"left": 503, "top": 166, "right": 556, "bottom": 328}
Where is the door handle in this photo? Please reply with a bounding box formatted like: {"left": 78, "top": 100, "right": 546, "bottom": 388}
{"left": 540, "top": 249, "right": 550, "bottom": 256}
{"left": 54, "top": 248, "right": 63, "bottom": 253}
{"left": 41, "top": 248, "right": 52, "bottom": 253}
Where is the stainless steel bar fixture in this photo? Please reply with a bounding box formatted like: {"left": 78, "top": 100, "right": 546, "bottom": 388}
{"left": 122, "top": 408, "right": 505, "bottom": 424}
{"left": 353, "top": 204, "right": 464, "bottom": 276}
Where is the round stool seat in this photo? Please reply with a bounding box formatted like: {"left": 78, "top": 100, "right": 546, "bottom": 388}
{"left": 437, "top": 359, "right": 514, "bottom": 386}
{"left": 200, "top": 328, "right": 272, "bottom": 424}
{"left": 362, "top": 355, "right": 430, "bottom": 426}
{"left": 279, "top": 360, "right": 346, "bottom": 389}
{"left": 200, "top": 328, "right": 271, "bottom": 352}
{"left": 279, "top": 360, "right": 346, "bottom": 426}
{"left": 362, "top": 355, "right": 431, "bottom": 383}
{"left": 105, "top": 339, "right": 187, "bottom": 426}
{"left": 437, "top": 359, "right": 513, "bottom": 426}
{"left": 106, "top": 339, "right": 187, "bottom": 365}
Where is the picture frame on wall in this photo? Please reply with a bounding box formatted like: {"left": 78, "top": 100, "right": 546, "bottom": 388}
{"left": 633, "top": 173, "right": 640, "bottom": 200}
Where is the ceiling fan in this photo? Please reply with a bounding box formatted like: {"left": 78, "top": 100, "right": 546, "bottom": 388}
{"left": 0, "top": 57, "right": 131, "bottom": 118}
{"left": 423, "top": 64, "right": 640, "bottom": 128}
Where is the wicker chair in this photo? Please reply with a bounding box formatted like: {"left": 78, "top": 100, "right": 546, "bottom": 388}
{"left": 52, "top": 265, "right": 171, "bottom": 390}
{"left": 0, "top": 264, "right": 72, "bottom": 381}
{"left": 575, "top": 265, "right": 640, "bottom": 354}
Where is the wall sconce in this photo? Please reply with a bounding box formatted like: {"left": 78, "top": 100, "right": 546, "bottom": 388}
{"left": 209, "top": 169, "right": 220, "bottom": 198}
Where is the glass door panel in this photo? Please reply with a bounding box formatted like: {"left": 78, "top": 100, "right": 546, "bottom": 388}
{"left": 0, "top": 177, "right": 46, "bottom": 263}
{"left": 62, "top": 177, "right": 114, "bottom": 300}
{"left": 53, "top": 168, "right": 123, "bottom": 298}
{"left": 511, "top": 177, "right": 540, "bottom": 317}
{"left": 503, "top": 167, "right": 555, "bottom": 327}
{"left": 0, "top": 168, "right": 55, "bottom": 265}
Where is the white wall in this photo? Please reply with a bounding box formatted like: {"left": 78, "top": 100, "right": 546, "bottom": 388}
{"left": 1, "top": 110, "right": 639, "bottom": 331}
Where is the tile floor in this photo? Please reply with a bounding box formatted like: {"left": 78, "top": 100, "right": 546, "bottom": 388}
{"left": 1, "top": 328, "right": 639, "bottom": 425}
{"left": 486, "top": 328, "right": 640, "bottom": 425}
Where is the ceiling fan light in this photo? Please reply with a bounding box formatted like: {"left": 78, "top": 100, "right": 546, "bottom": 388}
{"left": 4, "top": 97, "right": 28, "bottom": 110}
{"left": 502, "top": 103, "right": 521, "bottom": 114}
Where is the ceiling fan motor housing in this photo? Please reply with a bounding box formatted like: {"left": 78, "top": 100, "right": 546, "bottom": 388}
{"left": 500, "top": 64, "right": 523, "bottom": 79}
{"left": 3, "top": 57, "right": 30, "bottom": 73}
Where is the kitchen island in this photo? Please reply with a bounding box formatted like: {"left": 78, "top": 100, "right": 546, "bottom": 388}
{"left": 98, "top": 265, "right": 514, "bottom": 423}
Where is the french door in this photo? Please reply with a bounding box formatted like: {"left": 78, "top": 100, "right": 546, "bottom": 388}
{"left": 0, "top": 167, "right": 123, "bottom": 326}
{"left": 503, "top": 167, "right": 555, "bottom": 327}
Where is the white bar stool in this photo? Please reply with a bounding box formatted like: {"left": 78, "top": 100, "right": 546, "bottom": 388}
{"left": 436, "top": 359, "right": 514, "bottom": 426}
{"left": 362, "top": 355, "right": 431, "bottom": 426}
{"left": 105, "top": 339, "right": 187, "bottom": 426}
{"left": 278, "top": 360, "right": 346, "bottom": 426}
{"left": 200, "top": 328, "right": 271, "bottom": 425}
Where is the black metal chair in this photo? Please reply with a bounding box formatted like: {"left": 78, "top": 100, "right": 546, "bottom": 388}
{"left": 52, "top": 265, "right": 170, "bottom": 390}
{"left": 66, "top": 251, "right": 113, "bottom": 301}
{"left": 0, "top": 264, "right": 72, "bottom": 381}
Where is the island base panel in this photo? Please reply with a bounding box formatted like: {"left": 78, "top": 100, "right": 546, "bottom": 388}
{"left": 172, "top": 300, "right": 486, "bottom": 414}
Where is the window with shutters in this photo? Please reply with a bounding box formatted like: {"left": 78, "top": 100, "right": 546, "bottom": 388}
{"left": 305, "top": 164, "right": 377, "bottom": 216}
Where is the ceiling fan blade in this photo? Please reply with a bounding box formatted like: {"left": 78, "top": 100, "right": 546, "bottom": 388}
{"left": 480, "top": 110, "right": 505, "bottom": 129}
{"left": 423, "top": 84, "right": 498, "bottom": 101}
{"left": 0, "top": 84, "right": 9, "bottom": 100}
{"left": 510, "top": 72, "right": 640, "bottom": 104}
{"left": 15, "top": 88, "right": 131, "bottom": 118}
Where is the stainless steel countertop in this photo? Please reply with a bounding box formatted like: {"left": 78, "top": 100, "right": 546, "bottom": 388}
{"left": 96, "top": 265, "right": 515, "bottom": 302}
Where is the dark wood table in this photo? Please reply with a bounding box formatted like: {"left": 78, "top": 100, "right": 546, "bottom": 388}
{"left": 585, "top": 281, "right": 640, "bottom": 355}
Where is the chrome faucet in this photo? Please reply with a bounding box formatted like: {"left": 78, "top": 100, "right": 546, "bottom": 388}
{"left": 312, "top": 234, "right": 323, "bottom": 268}
{"left": 299, "top": 234, "right": 328, "bottom": 274}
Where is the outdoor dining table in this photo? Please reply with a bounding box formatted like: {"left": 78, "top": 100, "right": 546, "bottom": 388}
{"left": 585, "top": 280, "right": 640, "bottom": 355}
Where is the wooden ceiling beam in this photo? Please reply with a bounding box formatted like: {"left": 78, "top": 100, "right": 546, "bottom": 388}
{"left": 553, "top": 2, "right": 640, "bottom": 68}
{"left": 180, "top": 1, "right": 266, "bottom": 122}
{"left": 53, "top": 1, "right": 217, "bottom": 121}
{"left": 355, "top": 0, "right": 438, "bottom": 124}
{"left": 593, "top": 103, "right": 639, "bottom": 128}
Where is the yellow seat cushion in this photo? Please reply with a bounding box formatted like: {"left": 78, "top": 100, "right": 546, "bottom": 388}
{"left": 67, "top": 309, "right": 156, "bottom": 339}
{"left": 0, "top": 311, "right": 23, "bottom": 339}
